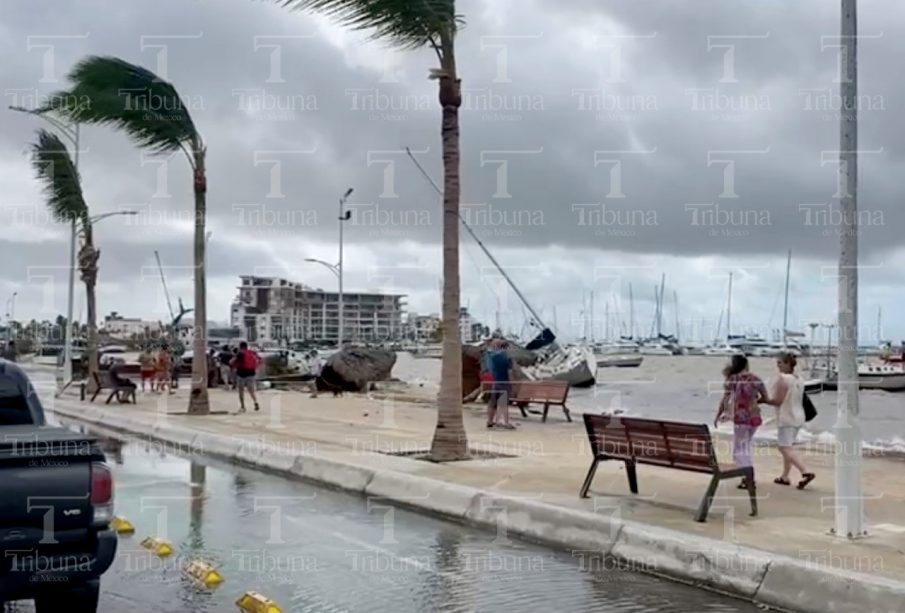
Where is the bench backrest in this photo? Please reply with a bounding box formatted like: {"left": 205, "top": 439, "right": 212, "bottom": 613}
{"left": 583, "top": 414, "right": 717, "bottom": 473}
{"left": 511, "top": 380, "right": 569, "bottom": 403}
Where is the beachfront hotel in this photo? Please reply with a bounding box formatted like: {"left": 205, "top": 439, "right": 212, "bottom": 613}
{"left": 230, "top": 275, "right": 405, "bottom": 344}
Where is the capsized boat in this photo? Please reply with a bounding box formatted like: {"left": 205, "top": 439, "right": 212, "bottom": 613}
{"left": 524, "top": 340, "right": 597, "bottom": 387}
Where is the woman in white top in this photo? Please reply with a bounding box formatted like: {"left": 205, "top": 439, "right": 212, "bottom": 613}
{"left": 761, "top": 353, "right": 816, "bottom": 489}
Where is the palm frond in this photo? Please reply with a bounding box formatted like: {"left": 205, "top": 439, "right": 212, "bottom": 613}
{"left": 31, "top": 129, "right": 89, "bottom": 225}
{"left": 46, "top": 56, "right": 198, "bottom": 155}
{"left": 279, "top": 0, "right": 460, "bottom": 49}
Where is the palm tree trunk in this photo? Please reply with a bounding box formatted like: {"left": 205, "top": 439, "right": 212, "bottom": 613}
{"left": 80, "top": 238, "right": 100, "bottom": 391}
{"left": 429, "top": 40, "right": 467, "bottom": 461}
{"left": 84, "top": 279, "right": 99, "bottom": 390}
{"left": 187, "top": 145, "right": 210, "bottom": 414}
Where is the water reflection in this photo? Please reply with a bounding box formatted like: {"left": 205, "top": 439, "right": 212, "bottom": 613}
{"left": 188, "top": 462, "right": 206, "bottom": 550}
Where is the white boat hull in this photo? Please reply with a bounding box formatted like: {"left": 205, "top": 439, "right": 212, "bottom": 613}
{"left": 639, "top": 346, "right": 673, "bottom": 356}
{"left": 526, "top": 345, "right": 596, "bottom": 388}
{"left": 823, "top": 364, "right": 905, "bottom": 391}
{"left": 596, "top": 355, "right": 644, "bottom": 368}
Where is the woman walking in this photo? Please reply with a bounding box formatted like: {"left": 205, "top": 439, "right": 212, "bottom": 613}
{"left": 761, "top": 352, "right": 816, "bottom": 489}
{"left": 715, "top": 355, "right": 766, "bottom": 489}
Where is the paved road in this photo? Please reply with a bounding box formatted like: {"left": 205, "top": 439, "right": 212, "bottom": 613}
{"left": 10, "top": 416, "right": 766, "bottom": 613}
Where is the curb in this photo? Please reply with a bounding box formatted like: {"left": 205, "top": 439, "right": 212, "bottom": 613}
{"left": 50, "top": 401, "right": 905, "bottom": 613}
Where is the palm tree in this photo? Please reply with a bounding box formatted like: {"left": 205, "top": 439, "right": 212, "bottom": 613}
{"left": 275, "top": 0, "right": 467, "bottom": 460}
{"left": 48, "top": 56, "right": 211, "bottom": 414}
{"left": 31, "top": 129, "right": 101, "bottom": 387}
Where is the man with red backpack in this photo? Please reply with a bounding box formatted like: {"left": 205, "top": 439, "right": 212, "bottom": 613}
{"left": 230, "top": 341, "right": 261, "bottom": 413}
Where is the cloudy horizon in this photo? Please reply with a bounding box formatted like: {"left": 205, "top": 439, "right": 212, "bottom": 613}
{"left": 2, "top": 0, "right": 903, "bottom": 343}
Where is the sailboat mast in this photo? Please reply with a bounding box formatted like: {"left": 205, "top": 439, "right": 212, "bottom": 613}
{"left": 405, "top": 147, "right": 550, "bottom": 333}
{"left": 674, "top": 290, "right": 680, "bottom": 343}
{"left": 590, "top": 290, "right": 595, "bottom": 343}
{"left": 727, "top": 272, "right": 733, "bottom": 341}
{"left": 657, "top": 273, "right": 666, "bottom": 338}
{"left": 605, "top": 300, "right": 609, "bottom": 342}
{"left": 629, "top": 283, "right": 635, "bottom": 339}
{"left": 783, "top": 249, "right": 791, "bottom": 347}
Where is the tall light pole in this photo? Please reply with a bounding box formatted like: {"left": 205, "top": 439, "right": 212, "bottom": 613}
{"left": 337, "top": 188, "right": 353, "bottom": 348}
{"left": 835, "top": 0, "right": 864, "bottom": 539}
{"left": 11, "top": 106, "right": 80, "bottom": 386}
{"left": 305, "top": 258, "right": 340, "bottom": 348}
{"left": 5, "top": 292, "right": 18, "bottom": 342}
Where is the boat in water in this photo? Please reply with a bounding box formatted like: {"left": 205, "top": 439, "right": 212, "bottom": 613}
{"left": 701, "top": 344, "right": 744, "bottom": 357}
{"left": 822, "top": 363, "right": 905, "bottom": 392}
{"left": 596, "top": 354, "right": 644, "bottom": 368}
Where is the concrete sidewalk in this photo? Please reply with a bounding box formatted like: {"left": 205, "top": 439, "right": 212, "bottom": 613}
{"left": 47, "top": 383, "right": 905, "bottom": 612}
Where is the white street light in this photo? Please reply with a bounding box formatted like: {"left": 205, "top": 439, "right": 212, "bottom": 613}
{"left": 5, "top": 292, "right": 18, "bottom": 343}
{"left": 337, "top": 188, "right": 353, "bottom": 348}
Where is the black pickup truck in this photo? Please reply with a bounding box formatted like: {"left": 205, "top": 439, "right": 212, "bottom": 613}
{"left": 0, "top": 359, "right": 116, "bottom": 611}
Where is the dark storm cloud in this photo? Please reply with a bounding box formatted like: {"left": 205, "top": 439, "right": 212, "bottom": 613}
{"left": 1, "top": 0, "right": 903, "bottom": 335}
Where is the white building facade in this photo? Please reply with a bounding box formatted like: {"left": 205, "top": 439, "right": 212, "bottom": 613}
{"left": 230, "top": 276, "right": 405, "bottom": 344}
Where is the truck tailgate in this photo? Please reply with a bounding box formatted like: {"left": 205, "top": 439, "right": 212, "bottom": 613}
{"left": 0, "top": 425, "right": 104, "bottom": 533}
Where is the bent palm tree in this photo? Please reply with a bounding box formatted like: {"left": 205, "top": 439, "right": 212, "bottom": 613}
{"left": 48, "top": 56, "right": 211, "bottom": 413}
{"left": 276, "top": 0, "right": 465, "bottom": 460}
{"left": 31, "top": 130, "right": 100, "bottom": 387}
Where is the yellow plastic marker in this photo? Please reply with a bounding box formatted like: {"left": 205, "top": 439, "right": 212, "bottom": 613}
{"left": 235, "top": 591, "right": 283, "bottom": 613}
{"left": 110, "top": 516, "right": 135, "bottom": 535}
{"left": 184, "top": 559, "right": 224, "bottom": 588}
{"left": 139, "top": 536, "right": 174, "bottom": 557}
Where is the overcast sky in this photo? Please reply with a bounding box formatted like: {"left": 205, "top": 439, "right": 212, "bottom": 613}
{"left": 1, "top": 0, "right": 903, "bottom": 343}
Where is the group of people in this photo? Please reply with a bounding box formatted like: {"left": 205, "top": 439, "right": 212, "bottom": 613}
{"left": 136, "top": 344, "right": 180, "bottom": 394}
{"left": 208, "top": 341, "right": 261, "bottom": 413}
{"left": 716, "top": 352, "right": 816, "bottom": 490}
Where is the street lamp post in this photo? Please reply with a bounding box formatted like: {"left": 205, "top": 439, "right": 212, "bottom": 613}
{"left": 305, "top": 258, "right": 340, "bottom": 348}
{"left": 10, "top": 106, "right": 81, "bottom": 387}
{"left": 5, "top": 292, "right": 18, "bottom": 343}
{"left": 337, "top": 188, "right": 353, "bottom": 348}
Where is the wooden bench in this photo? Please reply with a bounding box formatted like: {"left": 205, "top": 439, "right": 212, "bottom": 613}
{"left": 508, "top": 380, "right": 571, "bottom": 423}
{"left": 82, "top": 371, "right": 137, "bottom": 405}
{"left": 580, "top": 414, "right": 756, "bottom": 522}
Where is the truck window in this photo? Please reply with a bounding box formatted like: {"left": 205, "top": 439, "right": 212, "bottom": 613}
{"left": 0, "top": 376, "right": 35, "bottom": 426}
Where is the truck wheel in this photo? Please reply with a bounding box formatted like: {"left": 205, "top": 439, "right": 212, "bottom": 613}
{"left": 35, "top": 580, "right": 100, "bottom": 613}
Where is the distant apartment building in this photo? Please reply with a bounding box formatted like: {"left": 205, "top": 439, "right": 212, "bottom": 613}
{"left": 230, "top": 275, "right": 405, "bottom": 343}
{"left": 458, "top": 307, "right": 488, "bottom": 343}
{"left": 409, "top": 313, "right": 441, "bottom": 342}
{"left": 101, "top": 312, "right": 161, "bottom": 338}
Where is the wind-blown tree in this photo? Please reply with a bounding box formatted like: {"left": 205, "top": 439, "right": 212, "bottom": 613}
{"left": 48, "top": 56, "right": 211, "bottom": 413}
{"left": 276, "top": 0, "right": 467, "bottom": 460}
{"left": 31, "top": 129, "right": 101, "bottom": 387}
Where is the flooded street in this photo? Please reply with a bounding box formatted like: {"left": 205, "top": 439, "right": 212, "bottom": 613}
{"left": 15, "top": 420, "right": 766, "bottom": 613}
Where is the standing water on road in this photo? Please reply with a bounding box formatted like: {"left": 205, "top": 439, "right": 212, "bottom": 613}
{"left": 27, "top": 421, "right": 765, "bottom": 613}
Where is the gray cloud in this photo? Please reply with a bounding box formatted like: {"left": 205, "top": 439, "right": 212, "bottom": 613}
{"left": 1, "top": 0, "right": 903, "bottom": 338}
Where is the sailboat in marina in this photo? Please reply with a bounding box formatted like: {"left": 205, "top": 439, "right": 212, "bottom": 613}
{"left": 406, "top": 148, "right": 597, "bottom": 387}
{"left": 702, "top": 272, "right": 743, "bottom": 356}
{"left": 593, "top": 295, "right": 644, "bottom": 368}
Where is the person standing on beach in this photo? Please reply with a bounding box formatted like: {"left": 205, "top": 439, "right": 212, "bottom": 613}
{"left": 761, "top": 352, "right": 815, "bottom": 489}
{"left": 486, "top": 339, "right": 515, "bottom": 429}
{"left": 714, "top": 355, "right": 766, "bottom": 489}
{"left": 218, "top": 345, "right": 234, "bottom": 389}
{"left": 231, "top": 341, "right": 260, "bottom": 413}
{"left": 155, "top": 344, "right": 172, "bottom": 394}
{"left": 138, "top": 347, "right": 155, "bottom": 392}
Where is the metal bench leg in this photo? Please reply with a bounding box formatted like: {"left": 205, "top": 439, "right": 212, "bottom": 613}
{"left": 518, "top": 402, "right": 528, "bottom": 418}
{"left": 542, "top": 403, "right": 550, "bottom": 423}
{"left": 579, "top": 459, "right": 600, "bottom": 498}
{"left": 562, "top": 403, "right": 572, "bottom": 422}
{"left": 625, "top": 460, "right": 639, "bottom": 494}
{"left": 695, "top": 474, "right": 722, "bottom": 523}
{"left": 80, "top": 383, "right": 86, "bottom": 402}
{"left": 745, "top": 467, "right": 757, "bottom": 517}
{"left": 105, "top": 390, "right": 116, "bottom": 405}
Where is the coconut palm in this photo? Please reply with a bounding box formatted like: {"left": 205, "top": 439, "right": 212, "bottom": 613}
{"left": 275, "top": 0, "right": 467, "bottom": 460}
{"left": 48, "top": 56, "right": 211, "bottom": 413}
{"left": 31, "top": 129, "right": 101, "bottom": 387}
